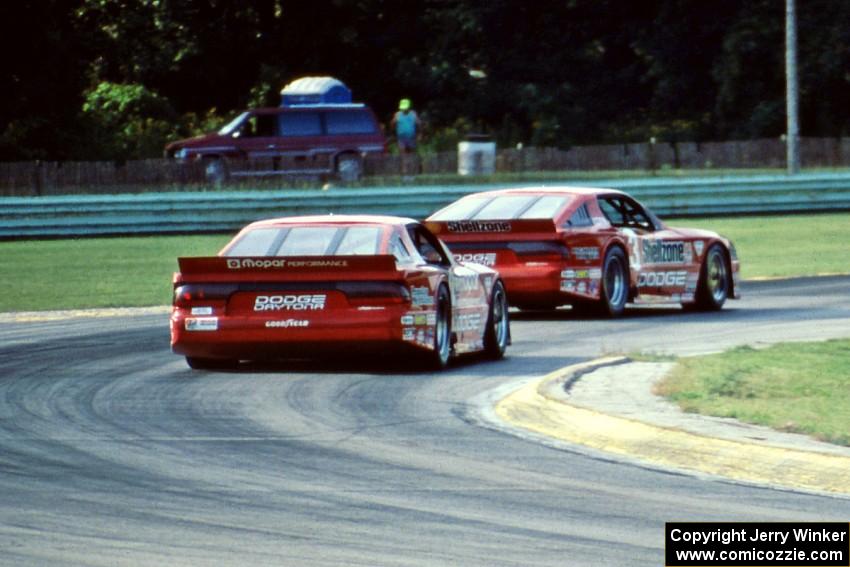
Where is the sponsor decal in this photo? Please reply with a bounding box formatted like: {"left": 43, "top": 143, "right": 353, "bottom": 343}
{"left": 417, "top": 329, "right": 425, "bottom": 344}
{"left": 400, "top": 315, "right": 415, "bottom": 325}
{"left": 411, "top": 286, "right": 434, "bottom": 306}
{"left": 588, "top": 268, "right": 602, "bottom": 279}
{"left": 638, "top": 271, "right": 687, "bottom": 287}
{"left": 227, "top": 258, "right": 347, "bottom": 270}
{"left": 454, "top": 312, "right": 483, "bottom": 332}
{"left": 641, "top": 240, "right": 687, "bottom": 264}
{"left": 693, "top": 240, "right": 705, "bottom": 256}
{"left": 185, "top": 317, "right": 218, "bottom": 331}
{"left": 446, "top": 220, "right": 511, "bottom": 233}
{"left": 572, "top": 246, "right": 600, "bottom": 260}
{"left": 453, "top": 274, "right": 481, "bottom": 294}
{"left": 414, "top": 314, "right": 429, "bottom": 325}
{"left": 228, "top": 258, "right": 286, "bottom": 269}
{"left": 577, "top": 282, "right": 587, "bottom": 294}
{"left": 254, "top": 294, "right": 327, "bottom": 311}
{"left": 561, "top": 280, "right": 576, "bottom": 292}
{"left": 589, "top": 280, "right": 599, "bottom": 295}
{"left": 402, "top": 327, "right": 416, "bottom": 341}
{"left": 455, "top": 252, "right": 497, "bottom": 267}
{"left": 561, "top": 269, "right": 576, "bottom": 279}
{"left": 265, "top": 319, "right": 310, "bottom": 328}
{"left": 191, "top": 306, "right": 213, "bottom": 316}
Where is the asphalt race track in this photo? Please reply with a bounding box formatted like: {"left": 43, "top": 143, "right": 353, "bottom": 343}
{"left": 1, "top": 277, "right": 849, "bottom": 566}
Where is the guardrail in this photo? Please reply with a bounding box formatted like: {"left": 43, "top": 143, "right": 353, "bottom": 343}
{"left": 2, "top": 173, "right": 850, "bottom": 238}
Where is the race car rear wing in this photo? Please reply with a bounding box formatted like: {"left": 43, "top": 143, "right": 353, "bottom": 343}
{"left": 176, "top": 255, "right": 402, "bottom": 283}
{"left": 424, "top": 218, "right": 557, "bottom": 239}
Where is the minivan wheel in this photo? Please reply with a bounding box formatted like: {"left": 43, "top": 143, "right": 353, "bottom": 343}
{"left": 203, "top": 157, "right": 228, "bottom": 185}
{"left": 336, "top": 155, "right": 362, "bottom": 183}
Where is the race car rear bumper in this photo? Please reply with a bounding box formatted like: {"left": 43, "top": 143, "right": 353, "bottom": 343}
{"left": 170, "top": 306, "right": 438, "bottom": 361}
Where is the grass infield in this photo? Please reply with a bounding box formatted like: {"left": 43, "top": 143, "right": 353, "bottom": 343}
{"left": 655, "top": 340, "right": 850, "bottom": 446}
{"left": 1, "top": 212, "right": 847, "bottom": 313}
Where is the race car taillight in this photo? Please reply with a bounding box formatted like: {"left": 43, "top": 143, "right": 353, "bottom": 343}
{"left": 341, "top": 282, "right": 411, "bottom": 305}
{"left": 507, "top": 241, "right": 569, "bottom": 259}
{"left": 173, "top": 283, "right": 237, "bottom": 307}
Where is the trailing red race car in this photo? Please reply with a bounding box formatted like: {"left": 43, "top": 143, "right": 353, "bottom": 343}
{"left": 171, "top": 215, "right": 510, "bottom": 369}
{"left": 426, "top": 186, "right": 741, "bottom": 316}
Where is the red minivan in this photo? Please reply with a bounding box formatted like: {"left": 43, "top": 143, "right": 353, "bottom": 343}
{"left": 165, "top": 104, "right": 386, "bottom": 183}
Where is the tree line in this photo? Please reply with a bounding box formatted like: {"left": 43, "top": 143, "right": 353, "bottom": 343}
{"left": 3, "top": 0, "right": 849, "bottom": 161}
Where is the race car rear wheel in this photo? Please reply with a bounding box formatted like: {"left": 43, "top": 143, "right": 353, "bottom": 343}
{"left": 483, "top": 280, "right": 510, "bottom": 359}
{"left": 598, "top": 246, "right": 628, "bottom": 317}
{"left": 429, "top": 284, "right": 452, "bottom": 370}
{"left": 691, "top": 243, "right": 730, "bottom": 311}
{"left": 186, "top": 356, "right": 237, "bottom": 371}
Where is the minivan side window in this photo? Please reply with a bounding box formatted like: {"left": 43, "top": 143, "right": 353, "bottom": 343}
{"left": 279, "top": 112, "right": 322, "bottom": 137}
{"left": 325, "top": 110, "right": 377, "bottom": 135}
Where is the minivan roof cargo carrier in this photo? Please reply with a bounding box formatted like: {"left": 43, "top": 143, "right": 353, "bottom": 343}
{"left": 280, "top": 76, "right": 353, "bottom": 107}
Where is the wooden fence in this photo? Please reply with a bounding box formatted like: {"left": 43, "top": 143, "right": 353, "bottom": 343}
{"left": 3, "top": 137, "right": 850, "bottom": 197}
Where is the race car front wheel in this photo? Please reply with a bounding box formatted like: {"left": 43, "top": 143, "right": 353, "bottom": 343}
{"left": 691, "top": 243, "right": 730, "bottom": 311}
{"left": 428, "top": 284, "right": 452, "bottom": 370}
{"left": 483, "top": 280, "right": 510, "bottom": 359}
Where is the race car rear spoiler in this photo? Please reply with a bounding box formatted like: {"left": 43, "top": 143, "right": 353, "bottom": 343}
{"left": 424, "top": 219, "right": 557, "bottom": 238}
{"left": 176, "top": 255, "right": 401, "bottom": 283}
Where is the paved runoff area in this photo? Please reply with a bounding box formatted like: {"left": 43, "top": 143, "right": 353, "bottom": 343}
{"left": 496, "top": 357, "right": 850, "bottom": 496}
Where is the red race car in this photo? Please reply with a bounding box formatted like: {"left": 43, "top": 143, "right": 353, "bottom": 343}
{"left": 426, "top": 186, "right": 741, "bottom": 316}
{"left": 171, "top": 215, "right": 510, "bottom": 369}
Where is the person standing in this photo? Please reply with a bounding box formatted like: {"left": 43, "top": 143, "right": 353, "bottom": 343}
{"left": 391, "top": 98, "right": 420, "bottom": 153}
{"left": 391, "top": 98, "right": 421, "bottom": 177}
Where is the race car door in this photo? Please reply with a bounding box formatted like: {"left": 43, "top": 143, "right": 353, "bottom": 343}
{"left": 596, "top": 194, "right": 694, "bottom": 302}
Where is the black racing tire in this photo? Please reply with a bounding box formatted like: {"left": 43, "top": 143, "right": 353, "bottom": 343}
{"left": 690, "top": 243, "right": 730, "bottom": 311}
{"left": 428, "top": 284, "right": 452, "bottom": 370}
{"left": 336, "top": 154, "right": 362, "bottom": 183}
{"left": 483, "top": 280, "right": 510, "bottom": 359}
{"left": 597, "top": 246, "right": 629, "bottom": 317}
{"left": 186, "top": 356, "right": 237, "bottom": 371}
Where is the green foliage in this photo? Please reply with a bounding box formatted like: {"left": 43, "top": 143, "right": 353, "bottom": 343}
{"left": 5, "top": 1, "right": 850, "bottom": 159}
{"left": 81, "top": 82, "right": 182, "bottom": 159}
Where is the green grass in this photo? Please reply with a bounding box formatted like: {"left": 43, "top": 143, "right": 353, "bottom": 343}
{"left": 0, "top": 234, "right": 230, "bottom": 312}
{"left": 666, "top": 213, "right": 850, "bottom": 279}
{"left": 654, "top": 340, "right": 850, "bottom": 446}
{"left": 0, "top": 212, "right": 848, "bottom": 313}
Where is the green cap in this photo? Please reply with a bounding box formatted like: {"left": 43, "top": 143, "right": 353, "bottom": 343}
{"left": 399, "top": 98, "right": 411, "bottom": 110}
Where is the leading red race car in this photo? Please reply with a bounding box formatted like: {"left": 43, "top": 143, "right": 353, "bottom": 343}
{"left": 171, "top": 215, "right": 510, "bottom": 369}
{"left": 426, "top": 186, "right": 741, "bottom": 316}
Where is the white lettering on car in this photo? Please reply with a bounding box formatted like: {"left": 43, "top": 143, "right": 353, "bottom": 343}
{"left": 254, "top": 294, "right": 327, "bottom": 311}
{"left": 637, "top": 271, "right": 687, "bottom": 287}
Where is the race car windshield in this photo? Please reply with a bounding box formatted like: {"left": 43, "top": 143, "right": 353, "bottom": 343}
{"left": 431, "top": 194, "right": 571, "bottom": 220}
{"left": 224, "top": 225, "right": 382, "bottom": 256}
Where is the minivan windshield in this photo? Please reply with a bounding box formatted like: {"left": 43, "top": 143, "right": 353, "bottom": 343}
{"left": 218, "top": 112, "right": 249, "bottom": 136}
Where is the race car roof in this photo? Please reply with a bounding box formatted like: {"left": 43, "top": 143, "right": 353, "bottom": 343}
{"left": 247, "top": 214, "right": 418, "bottom": 229}
{"left": 468, "top": 186, "right": 625, "bottom": 198}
